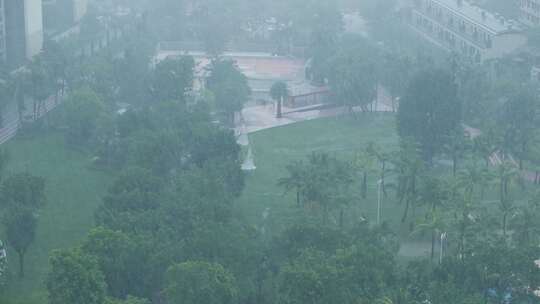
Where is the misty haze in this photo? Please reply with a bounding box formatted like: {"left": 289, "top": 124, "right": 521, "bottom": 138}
{"left": 0, "top": 0, "right": 539, "bottom": 304}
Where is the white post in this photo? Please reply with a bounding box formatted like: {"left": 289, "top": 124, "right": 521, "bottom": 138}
{"left": 439, "top": 232, "right": 447, "bottom": 264}
{"left": 377, "top": 179, "right": 383, "bottom": 225}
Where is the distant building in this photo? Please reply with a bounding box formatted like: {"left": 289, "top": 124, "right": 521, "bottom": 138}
{"left": 72, "top": 0, "right": 87, "bottom": 23}
{"left": 0, "top": 0, "right": 7, "bottom": 62}
{"left": 520, "top": 0, "right": 540, "bottom": 26}
{"left": 407, "top": 0, "right": 526, "bottom": 62}
{"left": 4, "top": 0, "right": 43, "bottom": 68}
{"left": 43, "top": 0, "right": 87, "bottom": 37}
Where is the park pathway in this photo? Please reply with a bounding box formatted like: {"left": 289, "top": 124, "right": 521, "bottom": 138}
{"left": 235, "top": 87, "right": 393, "bottom": 170}
{"left": 0, "top": 93, "right": 65, "bottom": 145}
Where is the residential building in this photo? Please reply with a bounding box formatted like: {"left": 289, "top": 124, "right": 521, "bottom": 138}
{"left": 0, "top": 0, "right": 7, "bottom": 62}
{"left": 407, "top": 0, "right": 526, "bottom": 62}
{"left": 520, "top": 0, "right": 540, "bottom": 26}
{"left": 72, "top": 0, "right": 88, "bottom": 23}
{"left": 43, "top": 0, "right": 87, "bottom": 36}
{"left": 4, "top": 0, "right": 43, "bottom": 68}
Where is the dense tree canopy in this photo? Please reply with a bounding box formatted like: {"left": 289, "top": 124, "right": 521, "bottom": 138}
{"left": 398, "top": 69, "right": 462, "bottom": 162}
{"left": 47, "top": 249, "right": 107, "bottom": 304}
{"left": 206, "top": 60, "right": 251, "bottom": 124}
{"left": 164, "top": 261, "right": 238, "bottom": 304}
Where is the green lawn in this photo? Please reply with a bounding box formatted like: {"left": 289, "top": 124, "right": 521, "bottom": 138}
{"left": 0, "top": 112, "right": 521, "bottom": 303}
{"left": 236, "top": 113, "right": 533, "bottom": 260}
{"left": 0, "top": 115, "right": 399, "bottom": 303}
{"left": 236, "top": 114, "right": 404, "bottom": 236}
{"left": 0, "top": 132, "right": 112, "bottom": 304}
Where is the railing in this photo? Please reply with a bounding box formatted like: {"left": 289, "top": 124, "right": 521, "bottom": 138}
{"left": 158, "top": 41, "right": 307, "bottom": 58}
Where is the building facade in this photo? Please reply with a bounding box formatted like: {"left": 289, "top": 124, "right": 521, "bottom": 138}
{"left": 0, "top": 0, "right": 7, "bottom": 62}
{"left": 72, "top": 0, "right": 87, "bottom": 23}
{"left": 43, "top": 0, "right": 87, "bottom": 38}
{"left": 408, "top": 0, "right": 526, "bottom": 62}
{"left": 520, "top": 0, "right": 540, "bottom": 26}
{"left": 5, "top": 0, "right": 43, "bottom": 68}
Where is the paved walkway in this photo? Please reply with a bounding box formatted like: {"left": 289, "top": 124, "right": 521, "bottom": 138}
{"left": 0, "top": 93, "right": 65, "bottom": 145}
{"left": 237, "top": 86, "right": 394, "bottom": 135}
{"left": 236, "top": 87, "right": 394, "bottom": 170}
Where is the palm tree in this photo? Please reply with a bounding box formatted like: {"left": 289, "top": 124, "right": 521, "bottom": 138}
{"left": 42, "top": 40, "right": 68, "bottom": 104}
{"left": 444, "top": 128, "right": 471, "bottom": 177}
{"left": 412, "top": 210, "right": 446, "bottom": 261}
{"left": 297, "top": 153, "right": 354, "bottom": 225}
{"left": 351, "top": 150, "right": 375, "bottom": 199}
{"left": 27, "top": 57, "right": 53, "bottom": 121}
{"left": 472, "top": 132, "right": 498, "bottom": 168}
{"left": 0, "top": 68, "right": 11, "bottom": 128}
{"left": 456, "top": 164, "right": 493, "bottom": 201}
{"left": 496, "top": 161, "right": 519, "bottom": 238}
{"left": 391, "top": 140, "right": 424, "bottom": 223}
{"left": 512, "top": 194, "right": 540, "bottom": 246}
{"left": 278, "top": 160, "right": 307, "bottom": 207}
{"left": 367, "top": 142, "right": 391, "bottom": 197}
{"left": 451, "top": 194, "right": 473, "bottom": 260}
{"left": 11, "top": 71, "right": 26, "bottom": 126}
{"left": 418, "top": 175, "right": 449, "bottom": 213}
{"left": 270, "top": 81, "right": 289, "bottom": 118}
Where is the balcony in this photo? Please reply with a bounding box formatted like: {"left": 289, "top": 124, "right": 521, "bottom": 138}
{"left": 412, "top": 8, "right": 491, "bottom": 49}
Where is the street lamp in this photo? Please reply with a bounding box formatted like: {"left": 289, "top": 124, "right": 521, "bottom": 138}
{"left": 439, "top": 232, "right": 447, "bottom": 264}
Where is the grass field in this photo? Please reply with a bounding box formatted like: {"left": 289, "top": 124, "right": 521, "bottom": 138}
{"left": 236, "top": 113, "right": 534, "bottom": 261}
{"left": 0, "top": 112, "right": 520, "bottom": 303}
{"left": 236, "top": 113, "right": 404, "bottom": 236}
{"left": 0, "top": 132, "right": 112, "bottom": 304}
{"left": 0, "top": 115, "right": 399, "bottom": 303}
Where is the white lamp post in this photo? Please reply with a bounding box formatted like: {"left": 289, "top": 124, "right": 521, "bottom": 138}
{"left": 439, "top": 232, "right": 447, "bottom": 264}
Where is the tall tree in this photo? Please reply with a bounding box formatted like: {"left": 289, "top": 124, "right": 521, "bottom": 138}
{"left": 444, "top": 128, "right": 471, "bottom": 177}
{"left": 397, "top": 69, "right": 462, "bottom": 163}
{"left": 511, "top": 193, "right": 540, "bottom": 247}
{"left": 47, "top": 248, "right": 107, "bottom": 304}
{"left": 327, "top": 42, "right": 377, "bottom": 114}
{"left": 278, "top": 160, "right": 307, "bottom": 207}
{"left": 206, "top": 60, "right": 251, "bottom": 125}
{"left": 496, "top": 161, "right": 519, "bottom": 238}
{"left": 367, "top": 142, "right": 392, "bottom": 198}
{"left": 380, "top": 53, "right": 413, "bottom": 112}
{"left": 2, "top": 172, "right": 46, "bottom": 211}
{"left": 42, "top": 40, "right": 69, "bottom": 102}
{"left": 27, "top": 57, "right": 54, "bottom": 121}
{"left": 4, "top": 208, "right": 36, "bottom": 278}
{"left": 498, "top": 87, "right": 538, "bottom": 170}
{"left": 63, "top": 87, "right": 105, "bottom": 145}
{"left": 306, "top": 2, "right": 344, "bottom": 84}
{"left": 391, "top": 140, "right": 424, "bottom": 223}
{"left": 412, "top": 210, "right": 446, "bottom": 261}
{"left": 164, "top": 261, "right": 238, "bottom": 304}
{"left": 152, "top": 56, "right": 195, "bottom": 104}
{"left": 351, "top": 150, "right": 375, "bottom": 199}
{"left": 1, "top": 172, "right": 46, "bottom": 277}
{"left": 82, "top": 227, "right": 145, "bottom": 299}
{"left": 0, "top": 65, "right": 13, "bottom": 127}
